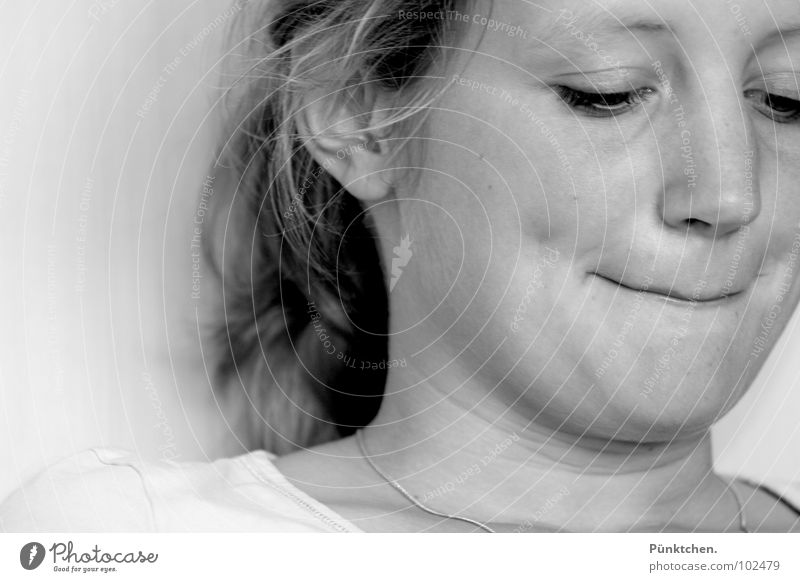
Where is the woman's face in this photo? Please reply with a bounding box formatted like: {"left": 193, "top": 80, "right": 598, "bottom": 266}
{"left": 382, "top": 0, "right": 800, "bottom": 440}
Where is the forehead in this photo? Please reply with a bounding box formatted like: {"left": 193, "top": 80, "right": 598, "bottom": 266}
{"left": 465, "top": 0, "right": 800, "bottom": 54}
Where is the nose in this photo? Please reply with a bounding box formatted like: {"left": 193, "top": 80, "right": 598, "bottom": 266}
{"left": 660, "top": 98, "right": 761, "bottom": 237}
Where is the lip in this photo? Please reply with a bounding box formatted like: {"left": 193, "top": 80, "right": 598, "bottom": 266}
{"left": 592, "top": 273, "right": 742, "bottom": 305}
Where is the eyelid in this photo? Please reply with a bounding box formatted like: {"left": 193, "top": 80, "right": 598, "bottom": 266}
{"left": 762, "top": 86, "right": 800, "bottom": 99}
{"left": 553, "top": 85, "right": 657, "bottom": 118}
{"left": 562, "top": 83, "right": 640, "bottom": 95}
{"left": 745, "top": 85, "right": 800, "bottom": 104}
{"left": 760, "top": 71, "right": 800, "bottom": 85}
{"left": 551, "top": 67, "right": 637, "bottom": 80}
{"left": 550, "top": 70, "right": 640, "bottom": 92}
{"left": 744, "top": 89, "right": 800, "bottom": 123}
{"left": 749, "top": 72, "right": 800, "bottom": 94}
{"left": 553, "top": 85, "right": 656, "bottom": 100}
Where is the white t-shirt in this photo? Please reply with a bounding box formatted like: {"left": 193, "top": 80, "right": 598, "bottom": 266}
{"left": 0, "top": 448, "right": 362, "bottom": 532}
{"left": 2, "top": 448, "right": 798, "bottom": 532}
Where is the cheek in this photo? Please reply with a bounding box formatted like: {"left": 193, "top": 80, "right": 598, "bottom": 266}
{"left": 744, "top": 152, "right": 800, "bottom": 339}
{"left": 422, "top": 70, "right": 652, "bottom": 267}
{"left": 417, "top": 108, "right": 593, "bottom": 260}
{"left": 402, "top": 94, "right": 642, "bottom": 334}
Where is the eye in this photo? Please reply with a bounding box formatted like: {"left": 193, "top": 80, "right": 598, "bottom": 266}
{"left": 553, "top": 86, "right": 656, "bottom": 118}
{"left": 745, "top": 89, "right": 800, "bottom": 124}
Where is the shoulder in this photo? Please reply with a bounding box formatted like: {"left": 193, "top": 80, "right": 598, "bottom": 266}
{"left": 734, "top": 475, "right": 800, "bottom": 532}
{"left": 756, "top": 477, "right": 800, "bottom": 519}
{"left": 1, "top": 447, "right": 361, "bottom": 532}
{"left": 0, "top": 448, "right": 154, "bottom": 532}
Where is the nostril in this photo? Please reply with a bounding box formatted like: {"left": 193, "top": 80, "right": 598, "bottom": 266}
{"left": 686, "top": 218, "right": 711, "bottom": 228}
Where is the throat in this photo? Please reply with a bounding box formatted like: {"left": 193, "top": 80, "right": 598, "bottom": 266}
{"left": 358, "top": 404, "right": 738, "bottom": 532}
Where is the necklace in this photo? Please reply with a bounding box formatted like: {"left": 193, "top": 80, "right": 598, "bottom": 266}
{"left": 356, "top": 429, "right": 495, "bottom": 532}
{"left": 355, "top": 429, "right": 749, "bottom": 533}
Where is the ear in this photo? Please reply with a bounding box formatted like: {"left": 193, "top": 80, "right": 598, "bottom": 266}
{"left": 296, "top": 88, "right": 395, "bottom": 203}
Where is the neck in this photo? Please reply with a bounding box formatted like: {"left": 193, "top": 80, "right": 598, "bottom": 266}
{"left": 364, "top": 347, "right": 738, "bottom": 532}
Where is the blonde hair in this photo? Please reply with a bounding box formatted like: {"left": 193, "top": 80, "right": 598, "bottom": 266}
{"left": 205, "top": 0, "right": 463, "bottom": 453}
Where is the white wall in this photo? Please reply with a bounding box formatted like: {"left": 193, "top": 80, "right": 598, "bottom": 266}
{"left": 714, "top": 305, "right": 800, "bottom": 484}
{"left": 0, "top": 0, "right": 797, "bottom": 501}
{"left": 0, "top": 0, "right": 245, "bottom": 500}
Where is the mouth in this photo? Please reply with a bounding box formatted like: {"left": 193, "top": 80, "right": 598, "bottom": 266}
{"left": 592, "top": 273, "right": 742, "bottom": 305}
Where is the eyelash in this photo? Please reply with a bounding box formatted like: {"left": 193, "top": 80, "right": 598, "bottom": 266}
{"left": 554, "top": 86, "right": 656, "bottom": 117}
{"left": 744, "top": 89, "right": 800, "bottom": 124}
{"left": 555, "top": 85, "right": 800, "bottom": 124}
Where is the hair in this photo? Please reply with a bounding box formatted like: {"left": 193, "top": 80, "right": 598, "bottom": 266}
{"left": 204, "top": 0, "right": 464, "bottom": 454}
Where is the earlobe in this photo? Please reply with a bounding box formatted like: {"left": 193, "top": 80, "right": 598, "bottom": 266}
{"left": 296, "top": 94, "right": 395, "bottom": 203}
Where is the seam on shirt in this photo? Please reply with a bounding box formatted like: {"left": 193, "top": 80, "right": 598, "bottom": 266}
{"left": 88, "top": 448, "right": 158, "bottom": 532}
{"left": 238, "top": 453, "right": 358, "bottom": 533}
{"left": 740, "top": 477, "right": 800, "bottom": 517}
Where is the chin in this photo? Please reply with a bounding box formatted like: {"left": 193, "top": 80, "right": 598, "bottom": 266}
{"left": 637, "top": 381, "right": 749, "bottom": 441}
{"left": 584, "top": 353, "right": 756, "bottom": 442}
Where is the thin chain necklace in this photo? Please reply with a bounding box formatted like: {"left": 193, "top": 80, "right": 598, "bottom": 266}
{"left": 355, "top": 429, "right": 749, "bottom": 533}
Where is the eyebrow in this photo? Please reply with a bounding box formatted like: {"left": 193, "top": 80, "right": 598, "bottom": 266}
{"left": 598, "top": 17, "right": 673, "bottom": 35}
{"left": 552, "top": 8, "right": 800, "bottom": 43}
{"left": 536, "top": 8, "right": 675, "bottom": 49}
{"left": 528, "top": 6, "right": 800, "bottom": 62}
{"left": 764, "top": 23, "right": 800, "bottom": 42}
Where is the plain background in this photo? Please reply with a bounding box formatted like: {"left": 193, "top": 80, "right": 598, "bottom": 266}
{"left": 1, "top": 0, "right": 798, "bottom": 501}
